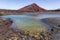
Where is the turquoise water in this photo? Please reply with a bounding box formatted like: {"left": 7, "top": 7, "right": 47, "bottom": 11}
{"left": 1, "top": 13, "right": 60, "bottom": 31}
{"left": 1, "top": 15, "right": 40, "bottom": 31}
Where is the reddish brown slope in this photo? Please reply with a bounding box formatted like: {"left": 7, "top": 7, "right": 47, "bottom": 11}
{"left": 18, "top": 3, "right": 47, "bottom": 12}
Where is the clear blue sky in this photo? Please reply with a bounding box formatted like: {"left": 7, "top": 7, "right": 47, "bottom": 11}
{"left": 0, "top": 0, "right": 60, "bottom": 10}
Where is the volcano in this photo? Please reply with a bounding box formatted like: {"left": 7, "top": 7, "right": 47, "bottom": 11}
{"left": 18, "top": 3, "right": 47, "bottom": 12}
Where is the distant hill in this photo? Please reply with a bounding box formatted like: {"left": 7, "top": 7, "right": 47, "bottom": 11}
{"left": 18, "top": 3, "right": 47, "bottom": 12}
{"left": 0, "top": 3, "right": 60, "bottom": 15}
{"left": 48, "top": 9, "right": 60, "bottom": 12}
{"left": 47, "top": 9, "right": 60, "bottom": 12}
{"left": 0, "top": 9, "right": 20, "bottom": 15}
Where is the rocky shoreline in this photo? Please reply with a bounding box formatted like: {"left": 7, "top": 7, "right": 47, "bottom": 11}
{"left": 0, "top": 18, "right": 20, "bottom": 40}
{"left": 42, "top": 18, "right": 60, "bottom": 40}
